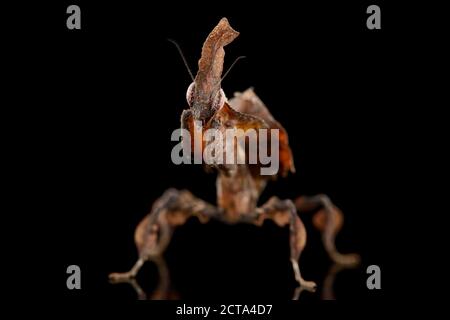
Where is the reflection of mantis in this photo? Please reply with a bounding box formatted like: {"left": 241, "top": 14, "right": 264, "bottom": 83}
{"left": 109, "top": 18, "right": 359, "bottom": 291}
{"left": 110, "top": 257, "right": 357, "bottom": 300}
{"left": 111, "top": 257, "right": 177, "bottom": 300}
{"left": 321, "top": 263, "right": 359, "bottom": 300}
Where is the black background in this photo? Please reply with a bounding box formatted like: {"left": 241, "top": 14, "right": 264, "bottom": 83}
{"left": 8, "top": 0, "right": 427, "bottom": 305}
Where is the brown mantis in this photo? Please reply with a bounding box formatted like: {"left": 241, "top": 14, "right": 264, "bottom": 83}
{"left": 109, "top": 18, "right": 359, "bottom": 292}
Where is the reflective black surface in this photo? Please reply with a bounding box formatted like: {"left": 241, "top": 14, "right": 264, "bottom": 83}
{"left": 12, "top": 0, "right": 402, "bottom": 302}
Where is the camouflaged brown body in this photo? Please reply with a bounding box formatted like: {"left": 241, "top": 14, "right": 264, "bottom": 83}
{"left": 109, "top": 18, "right": 360, "bottom": 295}
{"left": 183, "top": 18, "right": 296, "bottom": 220}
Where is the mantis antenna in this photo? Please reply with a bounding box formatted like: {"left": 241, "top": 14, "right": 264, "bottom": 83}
{"left": 168, "top": 39, "right": 195, "bottom": 82}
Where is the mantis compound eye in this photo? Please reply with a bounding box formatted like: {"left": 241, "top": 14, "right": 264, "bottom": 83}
{"left": 186, "top": 82, "right": 195, "bottom": 106}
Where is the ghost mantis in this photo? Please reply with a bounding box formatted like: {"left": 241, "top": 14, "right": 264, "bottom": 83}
{"left": 109, "top": 18, "right": 359, "bottom": 292}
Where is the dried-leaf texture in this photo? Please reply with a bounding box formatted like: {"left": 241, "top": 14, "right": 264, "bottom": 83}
{"left": 195, "top": 18, "right": 239, "bottom": 97}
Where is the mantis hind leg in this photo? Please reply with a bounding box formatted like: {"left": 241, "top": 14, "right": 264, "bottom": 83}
{"left": 254, "top": 196, "right": 316, "bottom": 291}
{"left": 295, "top": 194, "right": 360, "bottom": 266}
{"left": 109, "top": 188, "right": 218, "bottom": 282}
